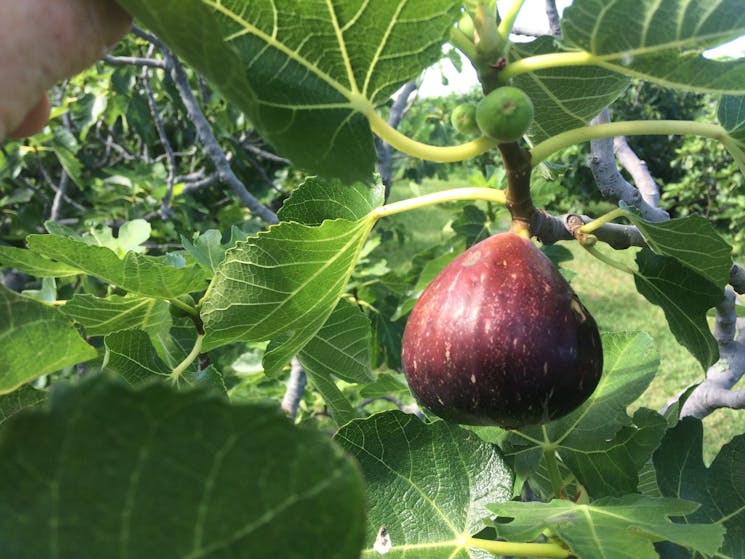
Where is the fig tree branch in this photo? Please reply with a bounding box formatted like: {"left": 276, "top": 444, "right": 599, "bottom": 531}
{"left": 139, "top": 45, "right": 177, "bottom": 218}
{"left": 375, "top": 80, "right": 418, "bottom": 198}
{"left": 132, "top": 26, "right": 279, "bottom": 225}
{"left": 544, "top": 0, "right": 562, "bottom": 39}
{"left": 281, "top": 357, "right": 307, "bottom": 420}
{"left": 103, "top": 54, "right": 165, "bottom": 69}
{"left": 581, "top": 110, "right": 745, "bottom": 420}
{"left": 678, "top": 290, "right": 745, "bottom": 418}
{"left": 589, "top": 110, "right": 669, "bottom": 222}
{"left": 498, "top": 142, "right": 535, "bottom": 232}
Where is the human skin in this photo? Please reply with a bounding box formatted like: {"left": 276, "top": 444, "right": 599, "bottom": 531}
{"left": 0, "top": 0, "right": 131, "bottom": 140}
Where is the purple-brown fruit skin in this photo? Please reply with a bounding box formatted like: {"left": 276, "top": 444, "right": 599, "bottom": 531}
{"left": 401, "top": 232, "right": 603, "bottom": 428}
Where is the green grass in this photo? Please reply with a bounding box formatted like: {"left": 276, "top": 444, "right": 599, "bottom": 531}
{"left": 381, "top": 177, "right": 743, "bottom": 462}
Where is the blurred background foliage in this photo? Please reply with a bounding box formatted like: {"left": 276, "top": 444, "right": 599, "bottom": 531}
{"left": 1, "top": 38, "right": 742, "bottom": 458}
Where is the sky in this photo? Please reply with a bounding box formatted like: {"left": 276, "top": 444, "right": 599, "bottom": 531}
{"left": 418, "top": 0, "right": 745, "bottom": 98}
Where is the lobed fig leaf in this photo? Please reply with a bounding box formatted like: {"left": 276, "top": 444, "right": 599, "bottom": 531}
{"left": 401, "top": 232, "right": 603, "bottom": 428}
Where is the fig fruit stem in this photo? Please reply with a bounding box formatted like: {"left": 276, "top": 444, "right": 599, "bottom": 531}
{"left": 498, "top": 142, "right": 535, "bottom": 234}
{"left": 498, "top": 50, "right": 598, "bottom": 81}
{"left": 169, "top": 333, "right": 204, "bottom": 384}
{"left": 496, "top": 0, "right": 527, "bottom": 51}
{"left": 466, "top": 536, "right": 570, "bottom": 558}
{"left": 168, "top": 296, "right": 200, "bottom": 318}
{"left": 366, "top": 107, "right": 496, "bottom": 162}
{"left": 530, "top": 121, "right": 727, "bottom": 167}
{"left": 372, "top": 187, "right": 507, "bottom": 219}
{"left": 583, "top": 244, "right": 636, "bottom": 275}
{"left": 449, "top": 26, "right": 478, "bottom": 61}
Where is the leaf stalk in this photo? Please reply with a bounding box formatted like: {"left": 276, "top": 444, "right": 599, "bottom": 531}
{"left": 530, "top": 120, "right": 727, "bottom": 166}
{"left": 169, "top": 334, "right": 204, "bottom": 383}
{"left": 466, "top": 536, "right": 570, "bottom": 558}
{"left": 372, "top": 187, "right": 507, "bottom": 219}
{"left": 366, "top": 107, "right": 496, "bottom": 162}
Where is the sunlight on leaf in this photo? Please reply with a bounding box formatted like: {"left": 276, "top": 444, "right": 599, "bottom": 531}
{"left": 563, "top": 0, "right": 745, "bottom": 94}
{"left": 489, "top": 495, "right": 724, "bottom": 559}
{"left": 336, "top": 410, "right": 513, "bottom": 559}
{"left": 115, "top": 0, "right": 461, "bottom": 180}
{"left": 654, "top": 418, "right": 745, "bottom": 557}
{"left": 0, "top": 286, "right": 97, "bottom": 394}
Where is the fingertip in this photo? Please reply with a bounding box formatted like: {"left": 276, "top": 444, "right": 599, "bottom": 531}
{"left": 7, "top": 96, "right": 51, "bottom": 139}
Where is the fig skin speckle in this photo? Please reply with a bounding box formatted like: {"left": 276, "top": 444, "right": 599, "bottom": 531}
{"left": 401, "top": 232, "right": 603, "bottom": 428}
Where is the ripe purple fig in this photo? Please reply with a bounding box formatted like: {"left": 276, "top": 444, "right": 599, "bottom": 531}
{"left": 401, "top": 232, "right": 602, "bottom": 428}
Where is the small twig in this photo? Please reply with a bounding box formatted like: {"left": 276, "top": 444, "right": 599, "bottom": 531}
{"left": 376, "top": 80, "right": 418, "bottom": 199}
{"left": 589, "top": 110, "right": 669, "bottom": 222}
{"left": 281, "top": 358, "right": 307, "bottom": 420}
{"left": 49, "top": 172, "right": 70, "bottom": 222}
{"left": 544, "top": 0, "right": 563, "bottom": 39}
{"left": 357, "top": 395, "right": 423, "bottom": 419}
{"left": 677, "top": 290, "right": 745, "bottom": 419}
{"left": 511, "top": 26, "right": 550, "bottom": 37}
{"left": 181, "top": 173, "right": 220, "bottom": 194}
{"left": 139, "top": 46, "right": 177, "bottom": 218}
{"left": 36, "top": 161, "right": 86, "bottom": 213}
{"left": 103, "top": 54, "right": 166, "bottom": 69}
{"left": 136, "top": 28, "right": 279, "bottom": 224}
{"left": 613, "top": 135, "right": 666, "bottom": 214}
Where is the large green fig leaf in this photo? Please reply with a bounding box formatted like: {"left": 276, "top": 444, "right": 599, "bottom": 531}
{"left": 489, "top": 496, "right": 724, "bottom": 559}
{"left": 278, "top": 177, "right": 386, "bottom": 225}
{"left": 719, "top": 95, "right": 745, "bottom": 142}
{"left": 718, "top": 95, "right": 745, "bottom": 175}
{"left": 201, "top": 217, "right": 375, "bottom": 359}
{"left": 297, "top": 298, "right": 373, "bottom": 385}
{"left": 0, "top": 285, "right": 97, "bottom": 394}
{"left": 633, "top": 249, "right": 723, "bottom": 369}
{"left": 61, "top": 294, "right": 171, "bottom": 337}
{"left": 27, "top": 234, "right": 207, "bottom": 298}
{"left": 0, "top": 245, "right": 80, "bottom": 278}
{"left": 335, "top": 411, "right": 513, "bottom": 559}
{"left": 115, "top": 0, "right": 461, "bottom": 181}
{"left": 653, "top": 418, "right": 745, "bottom": 558}
{"left": 558, "top": 407, "right": 667, "bottom": 498}
{"left": 202, "top": 175, "right": 383, "bottom": 355}
{"left": 0, "top": 375, "right": 366, "bottom": 559}
{"left": 562, "top": 0, "right": 745, "bottom": 94}
{"left": 292, "top": 298, "right": 373, "bottom": 426}
{"left": 626, "top": 215, "right": 733, "bottom": 288}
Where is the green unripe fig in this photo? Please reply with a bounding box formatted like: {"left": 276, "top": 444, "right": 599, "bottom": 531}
{"left": 450, "top": 103, "right": 480, "bottom": 136}
{"left": 475, "top": 86, "right": 534, "bottom": 143}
